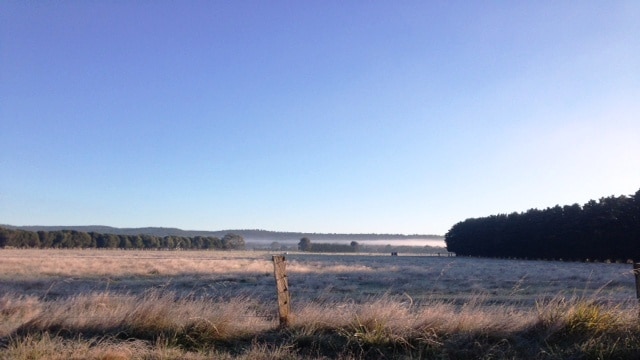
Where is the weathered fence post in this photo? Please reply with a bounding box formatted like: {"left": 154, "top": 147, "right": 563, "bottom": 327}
{"left": 272, "top": 255, "right": 291, "bottom": 327}
{"left": 633, "top": 263, "right": 640, "bottom": 305}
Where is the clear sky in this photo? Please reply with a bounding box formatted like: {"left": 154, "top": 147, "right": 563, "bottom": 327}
{"left": 1, "top": 1, "right": 639, "bottom": 235}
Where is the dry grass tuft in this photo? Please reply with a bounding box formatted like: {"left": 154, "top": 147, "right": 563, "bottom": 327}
{"left": 0, "top": 294, "right": 42, "bottom": 338}
{"left": 2, "top": 334, "right": 150, "bottom": 360}
{"left": 12, "top": 290, "right": 272, "bottom": 349}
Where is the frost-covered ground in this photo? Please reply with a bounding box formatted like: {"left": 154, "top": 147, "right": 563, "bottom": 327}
{"left": 1, "top": 249, "right": 635, "bottom": 307}
{"left": 285, "top": 253, "right": 636, "bottom": 306}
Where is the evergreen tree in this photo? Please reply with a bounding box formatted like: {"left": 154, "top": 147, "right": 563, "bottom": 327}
{"left": 445, "top": 188, "right": 640, "bottom": 261}
{"left": 298, "top": 237, "right": 312, "bottom": 251}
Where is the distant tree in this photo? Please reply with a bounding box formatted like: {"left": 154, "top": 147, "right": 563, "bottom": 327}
{"left": 38, "top": 231, "right": 52, "bottom": 248}
{"left": 71, "top": 231, "right": 93, "bottom": 248}
{"left": 173, "top": 236, "right": 190, "bottom": 249}
{"left": 104, "top": 234, "right": 120, "bottom": 248}
{"left": 192, "top": 236, "right": 204, "bottom": 249}
{"left": 310, "top": 243, "right": 354, "bottom": 252}
{"left": 162, "top": 236, "right": 175, "bottom": 249}
{"left": 51, "top": 231, "right": 70, "bottom": 248}
{"left": 211, "top": 236, "right": 223, "bottom": 249}
{"left": 298, "top": 237, "right": 311, "bottom": 251}
{"left": 18, "top": 230, "right": 41, "bottom": 248}
{"left": 202, "top": 236, "right": 219, "bottom": 250}
{"left": 142, "top": 234, "right": 159, "bottom": 249}
{"left": 221, "top": 233, "right": 245, "bottom": 250}
{"left": 90, "top": 232, "right": 103, "bottom": 248}
{"left": 119, "top": 235, "right": 132, "bottom": 249}
{"left": 0, "top": 228, "right": 12, "bottom": 247}
{"left": 129, "top": 235, "right": 143, "bottom": 249}
{"left": 350, "top": 241, "right": 360, "bottom": 252}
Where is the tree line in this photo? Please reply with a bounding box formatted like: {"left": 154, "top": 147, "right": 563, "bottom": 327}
{"left": 297, "top": 237, "right": 360, "bottom": 253}
{"left": 0, "top": 228, "right": 245, "bottom": 250}
{"left": 445, "top": 188, "right": 640, "bottom": 261}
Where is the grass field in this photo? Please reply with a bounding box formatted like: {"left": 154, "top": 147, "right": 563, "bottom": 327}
{"left": 1, "top": 249, "right": 640, "bottom": 359}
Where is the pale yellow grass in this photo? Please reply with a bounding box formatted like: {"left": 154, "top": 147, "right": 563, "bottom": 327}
{"left": 3, "top": 248, "right": 640, "bottom": 359}
{"left": 290, "top": 295, "right": 537, "bottom": 340}
{"left": 0, "top": 249, "right": 273, "bottom": 278}
{"left": 8, "top": 289, "right": 635, "bottom": 349}
{"left": 288, "top": 262, "right": 375, "bottom": 274}
{"left": 0, "top": 249, "right": 381, "bottom": 279}
{"left": 1, "top": 291, "right": 272, "bottom": 339}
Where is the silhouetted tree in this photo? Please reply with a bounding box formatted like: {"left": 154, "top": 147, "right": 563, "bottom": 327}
{"left": 298, "top": 237, "right": 312, "bottom": 251}
{"left": 350, "top": 241, "right": 360, "bottom": 252}
{"left": 0, "top": 228, "right": 12, "bottom": 247}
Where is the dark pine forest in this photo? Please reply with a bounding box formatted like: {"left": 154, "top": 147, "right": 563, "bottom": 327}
{"left": 445, "top": 188, "right": 640, "bottom": 261}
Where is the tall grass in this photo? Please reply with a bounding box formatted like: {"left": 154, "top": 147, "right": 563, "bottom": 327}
{"left": 3, "top": 291, "right": 640, "bottom": 359}
{"left": 2, "top": 249, "right": 639, "bottom": 359}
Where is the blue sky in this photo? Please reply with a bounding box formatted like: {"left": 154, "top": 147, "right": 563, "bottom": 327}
{"left": 1, "top": 1, "right": 639, "bottom": 235}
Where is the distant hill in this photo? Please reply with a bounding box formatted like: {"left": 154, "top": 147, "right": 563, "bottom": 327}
{"left": 1, "top": 225, "right": 443, "bottom": 243}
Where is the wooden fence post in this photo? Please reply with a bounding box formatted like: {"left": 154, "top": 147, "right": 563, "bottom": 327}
{"left": 272, "top": 255, "right": 291, "bottom": 327}
{"left": 633, "top": 263, "right": 640, "bottom": 305}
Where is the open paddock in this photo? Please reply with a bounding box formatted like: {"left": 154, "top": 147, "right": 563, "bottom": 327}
{"left": 0, "top": 249, "right": 636, "bottom": 306}
{"left": 3, "top": 249, "right": 640, "bottom": 359}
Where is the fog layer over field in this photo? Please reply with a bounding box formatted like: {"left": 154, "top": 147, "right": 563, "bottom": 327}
{"left": 247, "top": 238, "right": 446, "bottom": 248}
